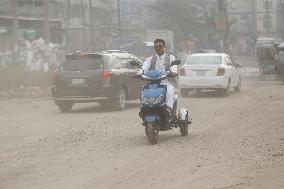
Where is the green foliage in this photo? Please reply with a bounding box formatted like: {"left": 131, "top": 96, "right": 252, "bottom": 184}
{"left": 148, "top": 0, "right": 219, "bottom": 49}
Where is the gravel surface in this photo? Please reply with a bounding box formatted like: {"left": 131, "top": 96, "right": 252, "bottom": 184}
{"left": 0, "top": 57, "right": 283, "bottom": 189}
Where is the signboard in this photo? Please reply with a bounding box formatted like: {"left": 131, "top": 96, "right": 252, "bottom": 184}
{"left": 215, "top": 16, "right": 227, "bottom": 32}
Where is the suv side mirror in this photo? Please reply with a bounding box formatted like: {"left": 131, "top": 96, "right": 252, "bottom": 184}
{"left": 171, "top": 60, "right": 181, "bottom": 66}
{"left": 130, "top": 61, "right": 142, "bottom": 68}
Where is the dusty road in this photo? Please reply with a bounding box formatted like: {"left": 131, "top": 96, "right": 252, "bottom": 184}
{"left": 0, "top": 57, "right": 284, "bottom": 189}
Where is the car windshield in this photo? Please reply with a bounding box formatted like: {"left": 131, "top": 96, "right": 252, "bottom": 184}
{"left": 61, "top": 58, "right": 104, "bottom": 71}
{"left": 186, "top": 56, "right": 222, "bottom": 65}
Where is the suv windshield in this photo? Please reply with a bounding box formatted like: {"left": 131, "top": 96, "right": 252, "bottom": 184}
{"left": 186, "top": 56, "right": 222, "bottom": 65}
{"left": 61, "top": 58, "right": 104, "bottom": 71}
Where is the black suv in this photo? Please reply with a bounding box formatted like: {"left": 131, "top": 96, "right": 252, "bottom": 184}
{"left": 51, "top": 51, "right": 143, "bottom": 112}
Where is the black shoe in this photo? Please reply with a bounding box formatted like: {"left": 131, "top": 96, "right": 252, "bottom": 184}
{"left": 139, "top": 110, "right": 143, "bottom": 118}
{"left": 166, "top": 106, "right": 172, "bottom": 116}
{"left": 164, "top": 106, "right": 172, "bottom": 123}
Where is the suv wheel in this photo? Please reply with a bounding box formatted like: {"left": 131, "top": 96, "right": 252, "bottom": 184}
{"left": 57, "top": 101, "right": 73, "bottom": 112}
{"left": 113, "top": 88, "right": 127, "bottom": 110}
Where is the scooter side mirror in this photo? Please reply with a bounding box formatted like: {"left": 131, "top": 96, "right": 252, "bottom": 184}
{"left": 130, "top": 61, "right": 142, "bottom": 68}
{"left": 171, "top": 60, "right": 181, "bottom": 66}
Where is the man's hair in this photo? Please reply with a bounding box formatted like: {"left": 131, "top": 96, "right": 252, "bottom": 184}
{"left": 154, "top": 39, "right": 166, "bottom": 47}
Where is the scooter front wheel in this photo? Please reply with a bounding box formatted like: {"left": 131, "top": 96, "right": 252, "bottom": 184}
{"left": 179, "top": 122, "right": 189, "bottom": 136}
{"left": 145, "top": 123, "right": 158, "bottom": 145}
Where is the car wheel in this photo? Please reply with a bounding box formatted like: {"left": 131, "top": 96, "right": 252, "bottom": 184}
{"left": 234, "top": 77, "right": 241, "bottom": 92}
{"left": 221, "top": 80, "right": 231, "bottom": 97}
{"left": 180, "top": 89, "right": 189, "bottom": 97}
{"left": 113, "top": 88, "right": 127, "bottom": 110}
{"left": 57, "top": 101, "right": 73, "bottom": 112}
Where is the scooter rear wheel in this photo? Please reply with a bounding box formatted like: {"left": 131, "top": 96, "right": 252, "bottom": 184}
{"left": 145, "top": 123, "right": 158, "bottom": 145}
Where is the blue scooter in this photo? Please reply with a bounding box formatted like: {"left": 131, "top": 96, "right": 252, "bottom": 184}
{"left": 131, "top": 60, "right": 192, "bottom": 145}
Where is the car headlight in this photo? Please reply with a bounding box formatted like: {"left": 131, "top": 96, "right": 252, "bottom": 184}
{"left": 141, "top": 95, "right": 163, "bottom": 105}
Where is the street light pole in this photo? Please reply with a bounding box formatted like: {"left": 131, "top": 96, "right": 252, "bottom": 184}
{"left": 117, "top": 0, "right": 122, "bottom": 37}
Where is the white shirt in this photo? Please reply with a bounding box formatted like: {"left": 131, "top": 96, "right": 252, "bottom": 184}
{"left": 140, "top": 53, "right": 177, "bottom": 74}
{"left": 139, "top": 53, "right": 177, "bottom": 86}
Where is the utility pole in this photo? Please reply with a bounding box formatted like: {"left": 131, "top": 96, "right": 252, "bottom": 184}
{"left": 250, "top": 0, "right": 257, "bottom": 39}
{"left": 89, "top": 0, "right": 95, "bottom": 50}
{"left": 11, "top": 0, "right": 19, "bottom": 64}
{"left": 80, "top": 1, "right": 87, "bottom": 51}
{"left": 108, "top": 0, "right": 113, "bottom": 49}
{"left": 217, "top": 0, "right": 229, "bottom": 53}
{"left": 117, "top": 0, "right": 122, "bottom": 37}
{"left": 265, "top": 0, "right": 270, "bottom": 34}
{"left": 66, "top": 0, "right": 71, "bottom": 51}
{"left": 225, "top": 1, "right": 229, "bottom": 54}
{"left": 44, "top": 0, "right": 50, "bottom": 44}
{"left": 43, "top": 0, "right": 50, "bottom": 65}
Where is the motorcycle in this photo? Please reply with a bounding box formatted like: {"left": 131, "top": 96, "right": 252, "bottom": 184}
{"left": 131, "top": 60, "right": 192, "bottom": 145}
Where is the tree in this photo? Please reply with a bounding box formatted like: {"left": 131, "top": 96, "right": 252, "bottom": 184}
{"left": 148, "top": 0, "right": 219, "bottom": 50}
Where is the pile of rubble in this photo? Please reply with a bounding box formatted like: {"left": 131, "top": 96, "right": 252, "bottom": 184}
{"left": 0, "top": 38, "right": 65, "bottom": 72}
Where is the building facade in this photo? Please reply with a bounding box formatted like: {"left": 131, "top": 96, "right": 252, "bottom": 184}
{"left": 0, "top": 0, "right": 63, "bottom": 43}
{"left": 276, "top": 0, "right": 284, "bottom": 39}
{"left": 110, "top": 0, "right": 154, "bottom": 47}
{"left": 0, "top": 0, "right": 113, "bottom": 51}
{"left": 227, "top": 0, "right": 284, "bottom": 54}
{"left": 67, "top": 0, "right": 112, "bottom": 51}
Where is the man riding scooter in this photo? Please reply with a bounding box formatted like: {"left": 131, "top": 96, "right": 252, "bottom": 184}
{"left": 138, "top": 39, "right": 178, "bottom": 117}
{"left": 132, "top": 38, "right": 191, "bottom": 144}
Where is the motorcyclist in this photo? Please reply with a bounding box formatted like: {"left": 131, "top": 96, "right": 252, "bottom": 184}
{"left": 138, "top": 38, "right": 178, "bottom": 115}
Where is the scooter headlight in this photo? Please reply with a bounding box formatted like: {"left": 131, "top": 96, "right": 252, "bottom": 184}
{"left": 154, "top": 95, "right": 163, "bottom": 104}
{"left": 141, "top": 95, "right": 163, "bottom": 105}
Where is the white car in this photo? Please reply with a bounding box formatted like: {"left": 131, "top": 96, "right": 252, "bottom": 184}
{"left": 179, "top": 53, "right": 242, "bottom": 97}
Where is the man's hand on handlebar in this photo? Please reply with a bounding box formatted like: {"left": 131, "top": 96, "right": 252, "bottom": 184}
{"left": 133, "top": 74, "right": 142, "bottom": 78}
